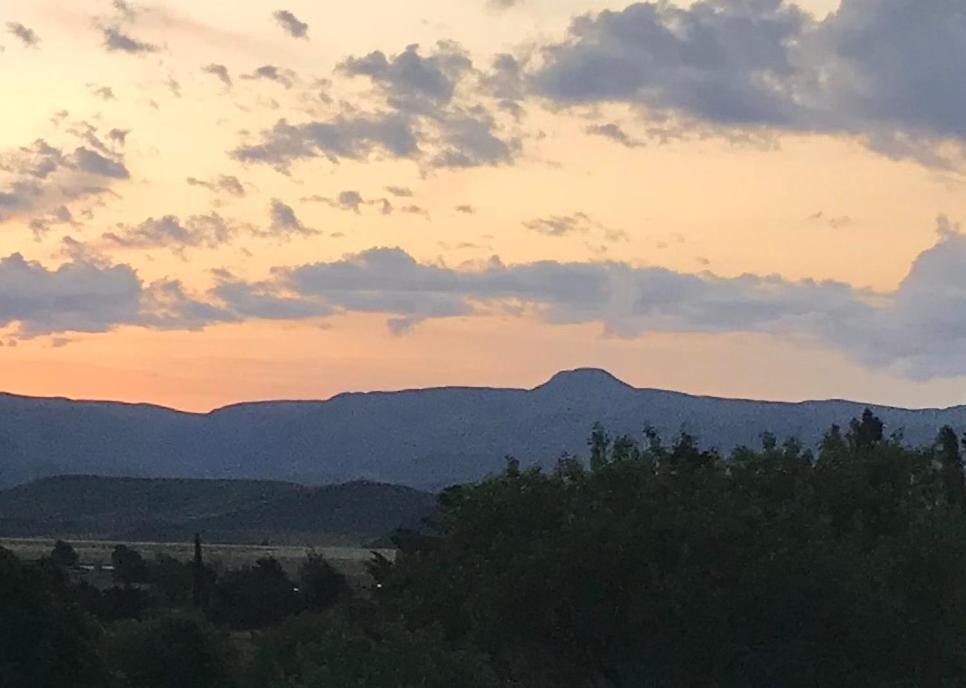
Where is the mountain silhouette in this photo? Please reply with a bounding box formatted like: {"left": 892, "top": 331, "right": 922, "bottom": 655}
{"left": 0, "top": 368, "right": 963, "bottom": 490}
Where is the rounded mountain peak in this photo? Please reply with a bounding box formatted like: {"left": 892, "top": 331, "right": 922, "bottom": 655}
{"left": 534, "top": 368, "right": 634, "bottom": 394}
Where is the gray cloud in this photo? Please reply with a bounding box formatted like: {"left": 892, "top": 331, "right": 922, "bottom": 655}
{"left": 385, "top": 185, "right": 413, "bottom": 197}
{"left": 273, "top": 9, "right": 309, "bottom": 39}
{"left": 237, "top": 42, "right": 517, "bottom": 171}
{"left": 0, "top": 128, "right": 129, "bottom": 221}
{"left": 303, "top": 190, "right": 396, "bottom": 215}
{"left": 6, "top": 22, "right": 39, "bottom": 47}
{"left": 339, "top": 42, "right": 472, "bottom": 109}
{"left": 8, "top": 219, "right": 966, "bottom": 378}
{"left": 530, "top": 0, "right": 966, "bottom": 166}
{"left": 267, "top": 199, "right": 316, "bottom": 237}
{"left": 524, "top": 212, "right": 596, "bottom": 237}
{"left": 233, "top": 114, "right": 419, "bottom": 172}
{"left": 101, "top": 26, "right": 159, "bottom": 53}
{"left": 242, "top": 65, "right": 297, "bottom": 89}
{"left": 186, "top": 175, "right": 246, "bottom": 197}
{"left": 213, "top": 221, "right": 966, "bottom": 378}
{"left": 89, "top": 84, "right": 117, "bottom": 101}
{"left": 103, "top": 213, "right": 237, "bottom": 254}
{"left": 0, "top": 252, "right": 229, "bottom": 337}
{"left": 73, "top": 148, "right": 129, "bottom": 179}
{"left": 586, "top": 122, "right": 644, "bottom": 148}
{"left": 202, "top": 63, "right": 232, "bottom": 88}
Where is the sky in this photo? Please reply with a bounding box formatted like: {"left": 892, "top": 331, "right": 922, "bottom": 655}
{"left": 2, "top": 0, "right": 966, "bottom": 411}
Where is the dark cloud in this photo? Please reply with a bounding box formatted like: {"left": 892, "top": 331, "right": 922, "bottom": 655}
{"left": 101, "top": 26, "right": 158, "bottom": 54}
{"left": 432, "top": 106, "right": 517, "bottom": 168}
{"left": 202, "top": 63, "right": 232, "bottom": 88}
{"left": 267, "top": 199, "right": 316, "bottom": 237}
{"left": 488, "top": 0, "right": 523, "bottom": 9}
{"left": 233, "top": 114, "right": 419, "bottom": 172}
{"left": 0, "top": 127, "right": 129, "bottom": 221}
{"left": 28, "top": 206, "right": 75, "bottom": 237}
{"left": 6, "top": 22, "right": 40, "bottom": 47}
{"left": 89, "top": 84, "right": 117, "bottom": 101}
{"left": 385, "top": 186, "right": 413, "bottom": 197}
{"left": 339, "top": 42, "right": 472, "bottom": 109}
{"left": 186, "top": 175, "right": 246, "bottom": 197}
{"left": 195, "top": 221, "right": 966, "bottom": 378}
{"left": 273, "top": 9, "right": 309, "bottom": 39}
{"left": 455, "top": 204, "right": 476, "bottom": 214}
{"left": 242, "top": 65, "right": 297, "bottom": 89}
{"left": 0, "top": 252, "right": 229, "bottom": 337}
{"left": 585, "top": 122, "right": 644, "bottom": 148}
{"left": 73, "top": 148, "right": 129, "bottom": 179}
{"left": 303, "top": 190, "right": 396, "bottom": 215}
{"left": 524, "top": 212, "right": 596, "bottom": 237}
{"left": 103, "top": 213, "right": 237, "bottom": 254}
{"left": 237, "top": 42, "right": 517, "bottom": 172}
{"left": 530, "top": 0, "right": 966, "bottom": 166}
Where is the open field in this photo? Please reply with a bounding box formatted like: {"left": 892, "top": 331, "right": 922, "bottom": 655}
{"left": 1, "top": 537, "right": 396, "bottom": 584}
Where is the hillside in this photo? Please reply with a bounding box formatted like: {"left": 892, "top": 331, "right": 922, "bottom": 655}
{"left": 0, "top": 476, "right": 436, "bottom": 545}
{"left": 1, "top": 368, "right": 965, "bottom": 490}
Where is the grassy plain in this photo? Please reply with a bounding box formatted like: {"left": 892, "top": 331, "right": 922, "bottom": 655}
{"left": 0, "top": 537, "right": 395, "bottom": 583}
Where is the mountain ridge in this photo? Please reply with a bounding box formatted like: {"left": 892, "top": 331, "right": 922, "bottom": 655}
{"left": 1, "top": 368, "right": 965, "bottom": 491}
{"left": 3, "top": 368, "right": 964, "bottom": 415}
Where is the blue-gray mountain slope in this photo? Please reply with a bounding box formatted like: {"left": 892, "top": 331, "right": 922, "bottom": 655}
{"left": 1, "top": 369, "right": 963, "bottom": 490}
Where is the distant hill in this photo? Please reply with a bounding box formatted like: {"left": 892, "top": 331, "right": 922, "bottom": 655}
{"left": 1, "top": 368, "right": 965, "bottom": 490}
{"left": 0, "top": 476, "right": 436, "bottom": 545}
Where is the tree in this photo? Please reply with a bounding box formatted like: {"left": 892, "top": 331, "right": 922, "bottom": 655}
{"left": 211, "top": 557, "right": 302, "bottom": 630}
{"left": 0, "top": 547, "right": 106, "bottom": 688}
{"left": 375, "top": 417, "right": 966, "bottom": 687}
{"left": 300, "top": 553, "right": 349, "bottom": 612}
{"left": 847, "top": 407, "right": 884, "bottom": 451}
{"left": 102, "top": 614, "right": 236, "bottom": 688}
{"left": 112, "top": 545, "right": 148, "bottom": 586}
{"left": 938, "top": 425, "right": 966, "bottom": 508}
{"left": 50, "top": 539, "right": 79, "bottom": 568}
{"left": 191, "top": 534, "right": 211, "bottom": 610}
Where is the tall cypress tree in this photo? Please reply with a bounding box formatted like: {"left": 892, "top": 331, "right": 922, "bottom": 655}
{"left": 191, "top": 533, "right": 209, "bottom": 610}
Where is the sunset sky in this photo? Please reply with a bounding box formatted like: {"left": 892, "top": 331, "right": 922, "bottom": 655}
{"left": 2, "top": 0, "right": 966, "bottom": 411}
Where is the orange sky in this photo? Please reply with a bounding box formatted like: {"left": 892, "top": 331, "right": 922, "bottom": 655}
{"left": 2, "top": 0, "right": 966, "bottom": 411}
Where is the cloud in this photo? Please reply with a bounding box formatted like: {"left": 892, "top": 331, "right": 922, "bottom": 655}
{"left": 73, "top": 148, "right": 129, "bottom": 179}
{"left": 529, "top": 0, "right": 966, "bottom": 166}
{"left": 585, "top": 122, "right": 644, "bottom": 148}
{"left": 102, "top": 213, "right": 237, "bottom": 254}
{"left": 101, "top": 26, "right": 159, "bottom": 53}
{"left": 456, "top": 204, "right": 476, "bottom": 214}
{"left": 267, "top": 199, "right": 316, "bottom": 237}
{"left": 0, "top": 127, "right": 130, "bottom": 222}
{"left": 339, "top": 42, "right": 472, "bottom": 109}
{"left": 233, "top": 114, "right": 419, "bottom": 172}
{"left": 186, "top": 175, "right": 246, "bottom": 197}
{"left": 6, "top": 22, "right": 40, "bottom": 48}
{"left": 202, "top": 63, "right": 232, "bottom": 88}
{"left": 9, "top": 218, "right": 966, "bottom": 379}
{"left": 385, "top": 185, "right": 413, "bottom": 197}
{"left": 273, "top": 9, "right": 309, "bottom": 39}
{"left": 524, "top": 212, "right": 596, "bottom": 237}
{"left": 0, "top": 252, "right": 229, "bottom": 337}
{"left": 237, "top": 42, "right": 518, "bottom": 172}
{"left": 303, "top": 190, "right": 396, "bottom": 215}
{"left": 242, "top": 65, "right": 297, "bottom": 89}
{"left": 89, "top": 84, "right": 117, "bottom": 101}
{"left": 190, "top": 221, "right": 954, "bottom": 378}
{"left": 28, "top": 206, "right": 76, "bottom": 237}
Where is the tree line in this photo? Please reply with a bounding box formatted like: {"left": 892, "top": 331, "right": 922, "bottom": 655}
{"left": 5, "top": 410, "right": 966, "bottom": 686}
